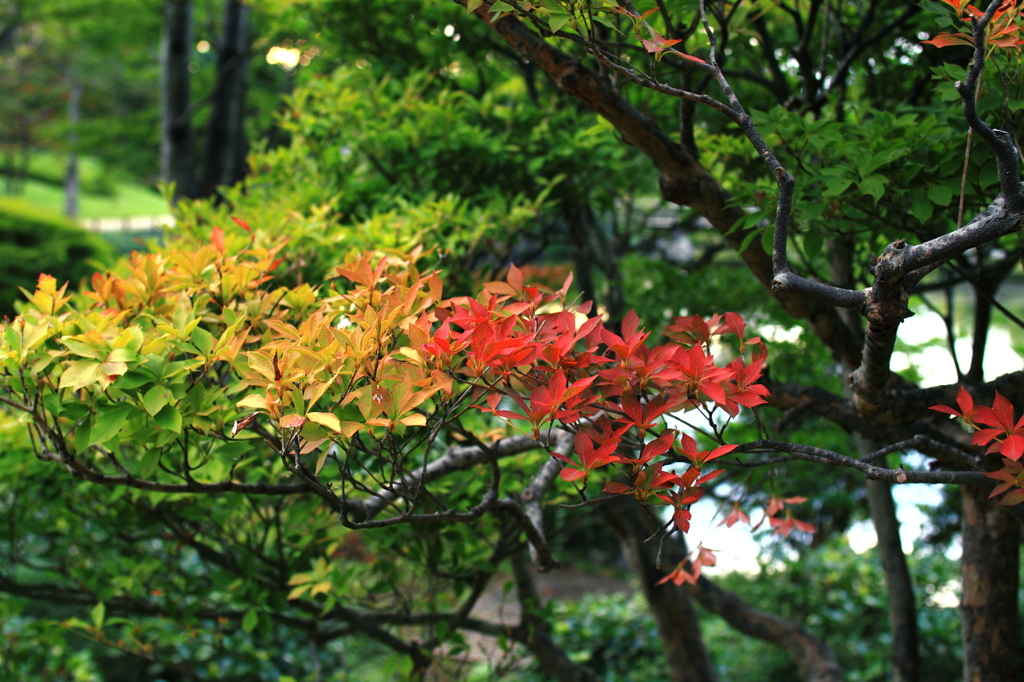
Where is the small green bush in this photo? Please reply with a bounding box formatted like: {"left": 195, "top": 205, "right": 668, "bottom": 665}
{"left": 0, "top": 198, "right": 112, "bottom": 316}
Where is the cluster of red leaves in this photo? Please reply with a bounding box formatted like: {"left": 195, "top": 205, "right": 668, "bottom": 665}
{"left": 922, "top": 0, "right": 1023, "bottom": 50}
{"left": 416, "top": 265, "right": 771, "bottom": 545}
{"left": 655, "top": 494, "right": 816, "bottom": 587}
{"left": 657, "top": 545, "right": 718, "bottom": 587}
{"left": 762, "top": 496, "right": 815, "bottom": 537}
{"left": 931, "top": 387, "right": 1024, "bottom": 504}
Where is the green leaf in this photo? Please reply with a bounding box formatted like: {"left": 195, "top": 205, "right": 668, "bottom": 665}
{"left": 823, "top": 178, "right": 853, "bottom": 198}
{"left": 143, "top": 385, "right": 173, "bottom": 416}
{"left": 91, "top": 602, "right": 105, "bottom": 631}
{"left": 549, "top": 13, "right": 571, "bottom": 32}
{"left": 43, "top": 392, "right": 64, "bottom": 417}
{"left": 859, "top": 175, "right": 887, "bottom": 203}
{"left": 910, "top": 194, "right": 934, "bottom": 224}
{"left": 803, "top": 230, "right": 824, "bottom": 259}
{"left": 489, "top": 1, "right": 515, "bottom": 12}
{"left": 154, "top": 404, "right": 183, "bottom": 433}
{"left": 140, "top": 449, "right": 161, "bottom": 478}
{"left": 466, "top": 0, "right": 483, "bottom": 11}
{"left": 112, "top": 370, "right": 153, "bottom": 390}
{"left": 801, "top": 202, "right": 827, "bottom": 221}
{"left": 760, "top": 227, "right": 774, "bottom": 257}
{"left": 74, "top": 418, "right": 92, "bottom": 455}
{"left": 242, "top": 608, "right": 259, "bottom": 633}
{"left": 190, "top": 327, "right": 215, "bottom": 357}
{"left": 928, "top": 183, "right": 954, "bottom": 206}
{"left": 739, "top": 228, "right": 761, "bottom": 253}
{"left": 89, "top": 405, "right": 134, "bottom": 446}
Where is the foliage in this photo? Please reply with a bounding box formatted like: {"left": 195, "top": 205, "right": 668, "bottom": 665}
{"left": 6, "top": 0, "right": 1024, "bottom": 679}
{"left": 0, "top": 198, "right": 111, "bottom": 316}
{"left": 520, "top": 536, "right": 964, "bottom": 682}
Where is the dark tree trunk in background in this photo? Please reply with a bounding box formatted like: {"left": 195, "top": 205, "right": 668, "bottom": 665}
{"left": 604, "top": 500, "right": 719, "bottom": 682}
{"left": 961, "top": 485, "right": 1019, "bottom": 682}
{"left": 63, "top": 70, "right": 81, "bottom": 218}
{"left": 865, "top": 478, "right": 919, "bottom": 682}
{"left": 160, "top": 0, "right": 196, "bottom": 202}
{"left": 200, "top": 0, "right": 251, "bottom": 198}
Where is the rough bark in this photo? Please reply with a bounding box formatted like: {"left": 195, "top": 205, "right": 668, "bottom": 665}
{"left": 961, "top": 485, "right": 1019, "bottom": 682}
{"left": 603, "top": 499, "right": 717, "bottom": 682}
{"left": 160, "top": 0, "right": 196, "bottom": 201}
{"left": 200, "top": 0, "right": 251, "bottom": 198}
{"left": 865, "top": 478, "right": 919, "bottom": 682}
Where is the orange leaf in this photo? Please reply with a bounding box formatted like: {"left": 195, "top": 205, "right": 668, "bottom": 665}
{"left": 231, "top": 216, "right": 252, "bottom": 234}
{"left": 211, "top": 226, "right": 225, "bottom": 253}
{"left": 280, "top": 414, "right": 305, "bottom": 428}
{"left": 921, "top": 32, "right": 973, "bottom": 48}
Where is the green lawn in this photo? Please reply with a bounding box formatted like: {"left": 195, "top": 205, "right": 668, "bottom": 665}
{"left": 14, "top": 178, "right": 170, "bottom": 218}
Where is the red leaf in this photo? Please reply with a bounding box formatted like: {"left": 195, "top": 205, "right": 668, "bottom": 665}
{"left": 1001, "top": 434, "right": 1024, "bottom": 461}
{"left": 231, "top": 216, "right": 252, "bottom": 234}
{"left": 211, "top": 226, "right": 226, "bottom": 253}
{"left": 603, "top": 481, "right": 633, "bottom": 495}
{"left": 998, "top": 487, "right": 1024, "bottom": 506}
{"left": 921, "top": 32, "right": 974, "bottom": 48}
{"left": 721, "top": 504, "right": 750, "bottom": 528}
{"left": 507, "top": 263, "right": 523, "bottom": 292}
{"left": 672, "top": 509, "right": 692, "bottom": 533}
{"left": 560, "top": 467, "right": 588, "bottom": 482}
{"left": 678, "top": 52, "right": 707, "bottom": 64}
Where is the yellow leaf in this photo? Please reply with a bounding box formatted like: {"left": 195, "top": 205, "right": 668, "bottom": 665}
{"left": 396, "top": 347, "right": 423, "bottom": 364}
{"left": 287, "top": 572, "right": 312, "bottom": 585}
{"left": 246, "top": 351, "right": 277, "bottom": 381}
{"left": 236, "top": 393, "right": 268, "bottom": 410}
{"left": 287, "top": 584, "right": 311, "bottom": 600}
{"left": 307, "top": 411, "right": 342, "bottom": 432}
{"left": 398, "top": 414, "right": 427, "bottom": 427}
{"left": 310, "top": 580, "right": 333, "bottom": 597}
{"left": 58, "top": 361, "right": 105, "bottom": 391}
{"left": 335, "top": 421, "right": 365, "bottom": 438}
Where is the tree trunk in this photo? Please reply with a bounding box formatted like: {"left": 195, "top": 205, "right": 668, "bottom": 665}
{"left": 160, "top": 0, "right": 195, "bottom": 202}
{"left": 961, "top": 485, "right": 1019, "bottom": 682}
{"left": 865, "top": 478, "right": 919, "bottom": 682}
{"left": 510, "top": 551, "right": 604, "bottom": 682}
{"left": 603, "top": 499, "right": 719, "bottom": 682}
{"left": 63, "top": 69, "right": 81, "bottom": 218}
{"left": 200, "top": 0, "right": 251, "bottom": 198}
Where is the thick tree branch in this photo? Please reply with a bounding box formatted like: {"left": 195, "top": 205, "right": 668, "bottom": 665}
{"left": 732, "top": 439, "right": 988, "bottom": 484}
{"left": 689, "top": 576, "right": 843, "bottom": 682}
{"left": 463, "top": 0, "right": 864, "bottom": 368}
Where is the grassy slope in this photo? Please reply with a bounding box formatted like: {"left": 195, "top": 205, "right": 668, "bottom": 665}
{"left": 13, "top": 179, "right": 169, "bottom": 218}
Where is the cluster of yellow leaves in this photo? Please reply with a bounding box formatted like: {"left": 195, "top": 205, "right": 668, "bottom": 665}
{"left": 233, "top": 246, "right": 457, "bottom": 472}
{"left": 1, "top": 223, "right": 459, "bottom": 471}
